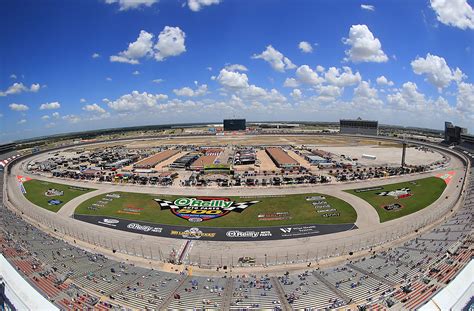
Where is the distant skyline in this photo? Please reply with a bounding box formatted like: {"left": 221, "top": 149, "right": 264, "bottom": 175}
{"left": 1, "top": 0, "right": 473, "bottom": 143}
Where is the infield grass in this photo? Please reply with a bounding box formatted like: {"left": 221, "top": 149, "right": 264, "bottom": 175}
{"left": 75, "top": 192, "right": 357, "bottom": 227}
{"left": 345, "top": 177, "right": 446, "bottom": 222}
{"left": 23, "top": 179, "right": 94, "bottom": 212}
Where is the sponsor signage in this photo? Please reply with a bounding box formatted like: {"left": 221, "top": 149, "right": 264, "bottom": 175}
{"left": 74, "top": 215, "right": 357, "bottom": 241}
{"left": 257, "top": 212, "right": 291, "bottom": 221}
{"left": 154, "top": 197, "right": 259, "bottom": 222}
{"left": 376, "top": 188, "right": 412, "bottom": 199}
{"left": 45, "top": 189, "right": 64, "bottom": 197}
{"left": 48, "top": 199, "right": 62, "bottom": 205}
{"left": 383, "top": 203, "right": 403, "bottom": 211}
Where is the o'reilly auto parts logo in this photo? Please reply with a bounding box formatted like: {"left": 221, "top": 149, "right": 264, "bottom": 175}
{"left": 154, "top": 197, "right": 259, "bottom": 222}
{"left": 99, "top": 218, "right": 119, "bottom": 227}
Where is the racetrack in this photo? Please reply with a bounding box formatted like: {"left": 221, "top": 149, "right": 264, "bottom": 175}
{"left": 3, "top": 134, "right": 467, "bottom": 274}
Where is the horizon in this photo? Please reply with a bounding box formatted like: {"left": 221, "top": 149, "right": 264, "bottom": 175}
{"left": 1, "top": 0, "right": 473, "bottom": 143}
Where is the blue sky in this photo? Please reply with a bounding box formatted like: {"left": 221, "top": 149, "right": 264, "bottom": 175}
{"left": 0, "top": 0, "right": 473, "bottom": 143}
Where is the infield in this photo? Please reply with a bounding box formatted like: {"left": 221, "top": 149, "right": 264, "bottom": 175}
{"left": 23, "top": 179, "right": 94, "bottom": 212}
{"left": 74, "top": 191, "right": 357, "bottom": 227}
{"left": 345, "top": 177, "right": 447, "bottom": 222}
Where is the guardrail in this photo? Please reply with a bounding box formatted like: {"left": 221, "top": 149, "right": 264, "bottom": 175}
{"left": 1, "top": 135, "right": 471, "bottom": 269}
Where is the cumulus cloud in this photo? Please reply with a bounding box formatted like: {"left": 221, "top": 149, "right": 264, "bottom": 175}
{"left": 154, "top": 26, "right": 186, "bottom": 61}
{"left": 9, "top": 103, "right": 29, "bottom": 111}
{"left": 188, "top": 0, "right": 221, "bottom": 12}
{"left": 105, "top": 0, "right": 158, "bottom": 11}
{"left": 173, "top": 83, "right": 208, "bottom": 97}
{"left": 52, "top": 112, "right": 60, "bottom": 119}
{"left": 411, "top": 53, "right": 465, "bottom": 91}
{"left": 283, "top": 78, "right": 300, "bottom": 88}
{"left": 110, "top": 27, "right": 186, "bottom": 64}
{"left": 295, "top": 65, "right": 324, "bottom": 85}
{"left": 62, "top": 114, "right": 81, "bottom": 124}
{"left": 291, "top": 89, "right": 302, "bottom": 99}
{"left": 92, "top": 53, "right": 100, "bottom": 58}
{"left": 387, "top": 82, "right": 429, "bottom": 111}
{"left": 110, "top": 30, "right": 154, "bottom": 64}
{"left": 82, "top": 103, "right": 107, "bottom": 114}
{"left": 217, "top": 68, "right": 249, "bottom": 89}
{"left": 352, "top": 81, "right": 383, "bottom": 110}
{"left": 252, "top": 45, "right": 296, "bottom": 72}
{"left": 224, "top": 64, "right": 248, "bottom": 72}
{"left": 39, "top": 101, "right": 60, "bottom": 110}
{"left": 132, "top": 70, "right": 140, "bottom": 75}
{"left": 17, "top": 119, "right": 27, "bottom": 124}
{"left": 456, "top": 82, "right": 474, "bottom": 116}
{"left": 376, "top": 76, "right": 394, "bottom": 86}
{"left": 41, "top": 115, "right": 50, "bottom": 120}
{"left": 324, "top": 66, "right": 361, "bottom": 87}
{"left": 430, "top": 0, "right": 474, "bottom": 30}
{"left": 152, "top": 78, "right": 164, "bottom": 84}
{"left": 80, "top": 98, "right": 86, "bottom": 103}
{"left": 10, "top": 74, "right": 17, "bottom": 79}
{"left": 343, "top": 24, "right": 388, "bottom": 63}
{"left": 104, "top": 91, "right": 168, "bottom": 111}
{"left": 298, "top": 41, "right": 313, "bottom": 53}
{"left": 0, "top": 82, "right": 41, "bottom": 96}
{"left": 361, "top": 4, "right": 375, "bottom": 11}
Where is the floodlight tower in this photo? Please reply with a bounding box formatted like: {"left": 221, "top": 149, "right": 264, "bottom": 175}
{"left": 401, "top": 134, "right": 407, "bottom": 168}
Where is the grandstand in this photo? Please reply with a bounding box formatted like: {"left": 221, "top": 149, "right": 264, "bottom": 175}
{"left": 340, "top": 118, "right": 379, "bottom": 136}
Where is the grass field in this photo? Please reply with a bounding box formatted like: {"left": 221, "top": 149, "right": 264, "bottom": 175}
{"left": 346, "top": 177, "right": 446, "bottom": 222}
{"left": 23, "top": 179, "right": 94, "bottom": 212}
{"left": 75, "top": 192, "right": 357, "bottom": 227}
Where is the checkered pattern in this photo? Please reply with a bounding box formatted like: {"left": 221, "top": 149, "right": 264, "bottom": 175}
{"left": 154, "top": 199, "right": 178, "bottom": 210}
{"left": 154, "top": 198, "right": 259, "bottom": 212}
{"left": 227, "top": 200, "right": 260, "bottom": 213}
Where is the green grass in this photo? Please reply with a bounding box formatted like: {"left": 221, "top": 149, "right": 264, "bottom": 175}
{"left": 23, "top": 179, "right": 94, "bottom": 212}
{"left": 75, "top": 192, "right": 357, "bottom": 227}
{"left": 345, "top": 177, "right": 446, "bottom": 222}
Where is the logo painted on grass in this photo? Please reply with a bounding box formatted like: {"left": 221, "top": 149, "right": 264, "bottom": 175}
{"left": 48, "top": 199, "right": 63, "bottom": 205}
{"left": 154, "top": 197, "right": 259, "bottom": 222}
{"left": 383, "top": 203, "right": 404, "bottom": 211}
{"left": 376, "top": 188, "right": 412, "bottom": 199}
{"left": 436, "top": 171, "right": 456, "bottom": 184}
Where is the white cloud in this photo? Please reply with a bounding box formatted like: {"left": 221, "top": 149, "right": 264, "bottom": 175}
{"left": 456, "top": 82, "right": 474, "bottom": 116}
{"left": 105, "top": 0, "right": 158, "bottom": 11}
{"left": 316, "top": 65, "right": 325, "bottom": 73}
{"left": 45, "top": 122, "right": 55, "bottom": 128}
{"left": 154, "top": 26, "right": 186, "bottom": 61}
{"left": 361, "top": 4, "right": 375, "bottom": 11}
{"left": 224, "top": 64, "right": 248, "bottom": 72}
{"left": 376, "top": 75, "right": 394, "bottom": 86}
{"left": 295, "top": 65, "right": 324, "bottom": 85}
{"left": 104, "top": 91, "right": 168, "bottom": 111}
{"left": 106, "top": 77, "right": 112, "bottom": 81}
{"left": 173, "top": 83, "right": 208, "bottom": 97}
{"left": 324, "top": 66, "right": 361, "bottom": 87}
{"left": 17, "top": 119, "right": 27, "bottom": 124}
{"left": 298, "top": 41, "right": 313, "bottom": 53}
{"left": 352, "top": 81, "right": 383, "bottom": 110}
{"left": 133, "top": 70, "right": 140, "bottom": 75}
{"left": 411, "top": 53, "right": 465, "bottom": 91}
{"left": 83, "top": 103, "right": 107, "bottom": 114}
{"left": 110, "top": 30, "right": 154, "bottom": 64}
{"left": 39, "top": 101, "right": 60, "bottom": 110}
{"left": 10, "top": 74, "right": 17, "bottom": 79}
{"left": 217, "top": 68, "right": 249, "bottom": 89}
{"left": 9, "top": 103, "right": 29, "bottom": 111}
{"left": 283, "top": 78, "right": 300, "bottom": 88}
{"left": 188, "top": 0, "right": 221, "bottom": 12}
{"left": 92, "top": 53, "right": 100, "bottom": 58}
{"left": 343, "top": 24, "right": 388, "bottom": 63}
{"left": 62, "top": 114, "right": 81, "bottom": 124}
{"left": 387, "top": 82, "right": 428, "bottom": 111}
{"left": 291, "top": 88, "right": 302, "bottom": 99}
{"left": 152, "top": 78, "right": 164, "bottom": 84}
{"left": 30, "top": 83, "right": 40, "bottom": 92}
{"left": 0, "top": 82, "right": 41, "bottom": 96}
{"left": 252, "top": 45, "right": 296, "bottom": 72}
{"left": 430, "top": 0, "right": 474, "bottom": 30}
{"left": 41, "top": 115, "right": 50, "bottom": 120}
{"left": 52, "top": 112, "right": 60, "bottom": 119}
{"left": 80, "top": 98, "right": 86, "bottom": 103}
{"left": 316, "top": 85, "right": 343, "bottom": 99}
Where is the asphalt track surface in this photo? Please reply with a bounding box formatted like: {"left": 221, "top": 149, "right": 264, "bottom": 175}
{"left": 4, "top": 136, "right": 467, "bottom": 272}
